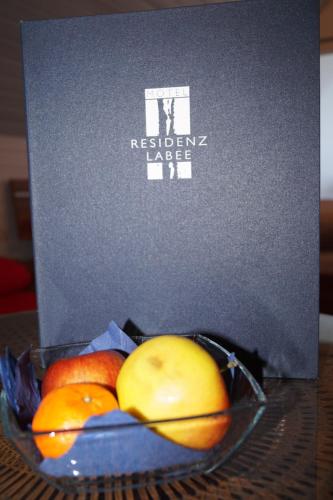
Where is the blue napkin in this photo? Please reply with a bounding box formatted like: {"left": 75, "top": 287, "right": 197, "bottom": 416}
{"left": 0, "top": 347, "right": 40, "bottom": 427}
{"left": 40, "top": 410, "right": 207, "bottom": 477}
{"left": 80, "top": 320, "right": 138, "bottom": 355}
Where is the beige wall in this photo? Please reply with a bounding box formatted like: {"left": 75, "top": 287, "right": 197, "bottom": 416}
{"left": 0, "top": 134, "right": 32, "bottom": 259}
{"left": 321, "top": 0, "right": 333, "bottom": 53}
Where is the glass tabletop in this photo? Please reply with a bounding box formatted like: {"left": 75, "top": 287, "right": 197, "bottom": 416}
{"left": 0, "top": 311, "right": 332, "bottom": 499}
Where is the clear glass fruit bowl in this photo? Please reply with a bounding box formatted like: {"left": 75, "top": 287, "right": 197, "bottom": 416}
{"left": 0, "top": 334, "right": 266, "bottom": 494}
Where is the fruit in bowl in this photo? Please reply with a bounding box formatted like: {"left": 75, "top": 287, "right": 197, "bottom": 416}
{"left": 32, "top": 335, "right": 230, "bottom": 459}
{"left": 32, "top": 383, "right": 119, "bottom": 458}
{"left": 116, "top": 335, "right": 231, "bottom": 450}
{"left": 41, "top": 350, "right": 125, "bottom": 398}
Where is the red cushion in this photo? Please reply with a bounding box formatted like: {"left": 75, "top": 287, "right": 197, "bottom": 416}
{"left": 0, "top": 258, "right": 32, "bottom": 295}
{"left": 0, "top": 291, "right": 37, "bottom": 314}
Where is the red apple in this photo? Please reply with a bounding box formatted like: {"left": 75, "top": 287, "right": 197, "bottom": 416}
{"left": 41, "top": 350, "right": 125, "bottom": 398}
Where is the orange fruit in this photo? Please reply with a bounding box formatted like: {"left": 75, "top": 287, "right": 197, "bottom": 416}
{"left": 116, "top": 335, "right": 230, "bottom": 450}
{"left": 32, "top": 383, "right": 119, "bottom": 458}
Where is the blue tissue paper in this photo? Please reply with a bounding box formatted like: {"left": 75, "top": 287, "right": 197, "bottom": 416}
{"left": 80, "top": 320, "right": 137, "bottom": 355}
{"left": 0, "top": 347, "right": 40, "bottom": 427}
{"left": 40, "top": 410, "right": 207, "bottom": 477}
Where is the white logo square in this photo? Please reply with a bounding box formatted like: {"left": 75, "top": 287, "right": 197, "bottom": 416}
{"left": 177, "top": 162, "right": 192, "bottom": 179}
{"left": 147, "top": 162, "right": 163, "bottom": 180}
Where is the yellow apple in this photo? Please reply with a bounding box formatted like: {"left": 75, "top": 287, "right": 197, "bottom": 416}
{"left": 116, "top": 335, "right": 230, "bottom": 449}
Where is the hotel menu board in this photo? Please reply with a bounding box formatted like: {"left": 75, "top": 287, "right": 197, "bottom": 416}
{"left": 21, "top": 0, "right": 319, "bottom": 377}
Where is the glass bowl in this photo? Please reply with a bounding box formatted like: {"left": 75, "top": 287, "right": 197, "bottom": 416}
{"left": 0, "top": 334, "right": 266, "bottom": 494}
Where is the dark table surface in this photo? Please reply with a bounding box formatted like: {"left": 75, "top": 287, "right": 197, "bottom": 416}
{"left": 0, "top": 311, "right": 332, "bottom": 499}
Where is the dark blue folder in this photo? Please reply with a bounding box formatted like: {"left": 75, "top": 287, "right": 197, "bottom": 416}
{"left": 21, "top": 0, "right": 320, "bottom": 377}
